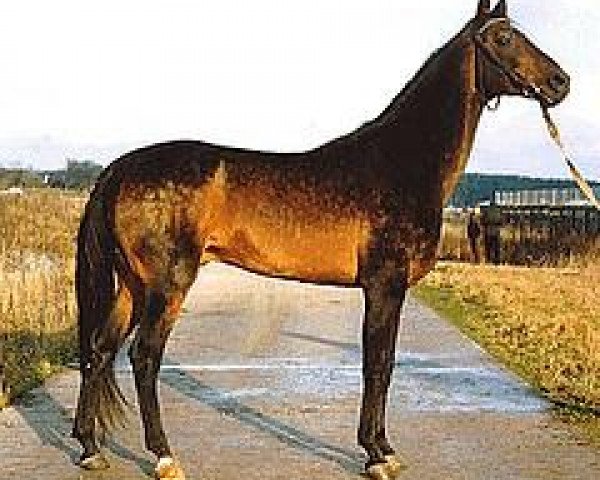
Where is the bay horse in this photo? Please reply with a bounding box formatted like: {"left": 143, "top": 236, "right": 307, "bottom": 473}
{"left": 72, "top": 1, "right": 569, "bottom": 479}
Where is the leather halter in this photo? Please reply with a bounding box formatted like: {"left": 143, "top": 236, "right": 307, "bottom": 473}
{"left": 473, "top": 18, "right": 547, "bottom": 110}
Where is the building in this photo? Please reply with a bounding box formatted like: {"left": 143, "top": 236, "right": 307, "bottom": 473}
{"left": 493, "top": 187, "right": 600, "bottom": 207}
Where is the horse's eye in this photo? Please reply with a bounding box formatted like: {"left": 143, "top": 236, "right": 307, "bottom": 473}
{"left": 496, "top": 30, "right": 513, "bottom": 47}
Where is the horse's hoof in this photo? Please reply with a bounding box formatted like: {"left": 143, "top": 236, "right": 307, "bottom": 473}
{"left": 366, "top": 457, "right": 405, "bottom": 480}
{"left": 155, "top": 457, "right": 186, "bottom": 480}
{"left": 366, "top": 463, "right": 392, "bottom": 480}
{"left": 384, "top": 455, "right": 406, "bottom": 477}
{"left": 78, "top": 452, "right": 110, "bottom": 470}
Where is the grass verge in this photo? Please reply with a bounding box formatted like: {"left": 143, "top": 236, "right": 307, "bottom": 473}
{"left": 413, "top": 261, "right": 600, "bottom": 441}
{"left": 0, "top": 190, "right": 83, "bottom": 407}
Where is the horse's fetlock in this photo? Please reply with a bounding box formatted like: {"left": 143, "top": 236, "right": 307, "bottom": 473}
{"left": 358, "top": 427, "right": 377, "bottom": 450}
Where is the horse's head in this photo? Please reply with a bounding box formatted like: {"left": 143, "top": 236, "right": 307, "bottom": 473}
{"left": 472, "top": 0, "right": 569, "bottom": 108}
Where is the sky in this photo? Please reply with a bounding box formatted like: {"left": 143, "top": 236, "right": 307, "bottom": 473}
{"left": 0, "top": 0, "right": 598, "bottom": 180}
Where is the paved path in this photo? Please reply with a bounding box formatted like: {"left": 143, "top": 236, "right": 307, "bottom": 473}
{"left": 1, "top": 264, "right": 599, "bottom": 479}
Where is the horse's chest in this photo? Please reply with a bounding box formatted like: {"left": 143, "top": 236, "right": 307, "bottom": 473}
{"left": 374, "top": 214, "right": 441, "bottom": 286}
{"left": 408, "top": 255, "right": 438, "bottom": 286}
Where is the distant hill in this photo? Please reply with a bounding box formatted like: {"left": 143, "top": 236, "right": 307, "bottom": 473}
{"left": 448, "top": 173, "right": 600, "bottom": 208}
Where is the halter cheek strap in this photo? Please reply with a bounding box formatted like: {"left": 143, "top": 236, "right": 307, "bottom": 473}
{"left": 475, "top": 44, "right": 501, "bottom": 111}
{"left": 473, "top": 18, "right": 546, "bottom": 108}
{"left": 474, "top": 18, "right": 506, "bottom": 109}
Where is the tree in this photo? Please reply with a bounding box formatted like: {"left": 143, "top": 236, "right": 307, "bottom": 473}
{"left": 58, "top": 160, "right": 103, "bottom": 190}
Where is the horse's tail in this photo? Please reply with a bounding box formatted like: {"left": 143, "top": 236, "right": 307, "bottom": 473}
{"left": 75, "top": 175, "right": 128, "bottom": 432}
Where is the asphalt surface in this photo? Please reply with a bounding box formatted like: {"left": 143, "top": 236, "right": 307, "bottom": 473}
{"left": 1, "top": 264, "right": 599, "bottom": 479}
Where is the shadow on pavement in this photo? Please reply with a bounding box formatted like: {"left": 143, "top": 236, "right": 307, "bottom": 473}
{"left": 160, "top": 361, "right": 365, "bottom": 475}
{"left": 282, "top": 330, "right": 361, "bottom": 355}
{"left": 15, "top": 389, "right": 80, "bottom": 464}
{"left": 15, "top": 386, "right": 154, "bottom": 478}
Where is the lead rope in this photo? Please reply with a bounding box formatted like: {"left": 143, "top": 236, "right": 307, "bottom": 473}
{"left": 541, "top": 105, "right": 600, "bottom": 210}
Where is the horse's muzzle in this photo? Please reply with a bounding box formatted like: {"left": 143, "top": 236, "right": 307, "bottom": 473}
{"left": 544, "top": 70, "right": 570, "bottom": 107}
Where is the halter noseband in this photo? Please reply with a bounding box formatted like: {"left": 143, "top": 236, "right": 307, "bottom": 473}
{"left": 473, "top": 18, "right": 546, "bottom": 110}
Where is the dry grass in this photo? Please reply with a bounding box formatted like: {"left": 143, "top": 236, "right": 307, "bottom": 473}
{"left": 0, "top": 190, "right": 85, "bottom": 406}
{"left": 415, "top": 261, "right": 600, "bottom": 413}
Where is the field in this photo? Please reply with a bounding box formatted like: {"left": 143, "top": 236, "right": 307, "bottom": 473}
{"left": 0, "top": 190, "right": 84, "bottom": 406}
{"left": 435, "top": 208, "right": 600, "bottom": 417}
{"left": 415, "top": 262, "right": 600, "bottom": 415}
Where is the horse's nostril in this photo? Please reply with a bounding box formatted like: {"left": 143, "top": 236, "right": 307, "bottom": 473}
{"left": 548, "top": 73, "right": 568, "bottom": 92}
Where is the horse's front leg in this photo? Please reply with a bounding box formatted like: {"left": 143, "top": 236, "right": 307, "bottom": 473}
{"left": 358, "top": 263, "right": 407, "bottom": 480}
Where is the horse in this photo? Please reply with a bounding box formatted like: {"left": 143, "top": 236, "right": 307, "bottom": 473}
{"left": 72, "top": 1, "right": 569, "bottom": 479}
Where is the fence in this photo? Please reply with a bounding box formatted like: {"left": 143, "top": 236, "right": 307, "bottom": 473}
{"left": 439, "top": 206, "right": 600, "bottom": 266}
{"left": 494, "top": 187, "right": 600, "bottom": 207}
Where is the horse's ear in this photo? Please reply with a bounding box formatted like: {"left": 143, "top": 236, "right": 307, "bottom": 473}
{"left": 491, "top": 0, "right": 507, "bottom": 17}
{"left": 477, "top": 0, "right": 491, "bottom": 17}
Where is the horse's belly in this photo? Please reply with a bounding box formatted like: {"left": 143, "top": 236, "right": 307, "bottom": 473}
{"left": 202, "top": 219, "right": 365, "bottom": 284}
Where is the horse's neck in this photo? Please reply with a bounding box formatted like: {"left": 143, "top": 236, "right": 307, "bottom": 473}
{"left": 437, "top": 42, "right": 483, "bottom": 205}
{"left": 372, "top": 40, "right": 484, "bottom": 205}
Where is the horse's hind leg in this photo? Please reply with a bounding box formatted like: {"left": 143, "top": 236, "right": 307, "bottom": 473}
{"left": 73, "top": 282, "right": 134, "bottom": 469}
{"left": 129, "top": 255, "right": 198, "bottom": 480}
